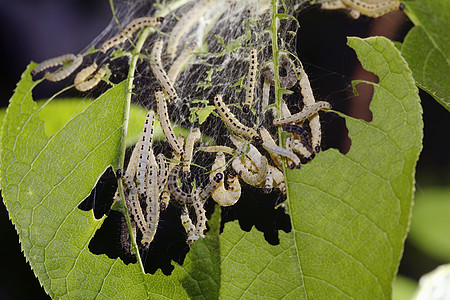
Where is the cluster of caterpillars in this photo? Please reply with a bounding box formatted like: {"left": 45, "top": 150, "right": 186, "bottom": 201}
{"left": 31, "top": 17, "right": 163, "bottom": 92}
{"left": 31, "top": 13, "right": 335, "bottom": 250}
{"left": 318, "top": 0, "right": 404, "bottom": 19}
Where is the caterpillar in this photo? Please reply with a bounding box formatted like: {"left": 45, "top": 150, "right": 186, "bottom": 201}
{"left": 183, "top": 128, "right": 201, "bottom": 174}
{"left": 167, "top": 43, "right": 197, "bottom": 83}
{"left": 161, "top": 135, "right": 185, "bottom": 210}
{"left": 194, "top": 173, "right": 223, "bottom": 237}
{"left": 155, "top": 89, "right": 184, "bottom": 155}
{"left": 151, "top": 40, "right": 181, "bottom": 103}
{"left": 74, "top": 63, "right": 106, "bottom": 92}
{"left": 259, "top": 127, "right": 284, "bottom": 169}
{"left": 243, "top": 49, "right": 258, "bottom": 114}
{"left": 260, "top": 54, "right": 298, "bottom": 89}
{"left": 44, "top": 55, "right": 83, "bottom": 82}
{"left": 167, "top": 164, "right": 196, "bottom": 205}
{"left": 180, "top": 206, "right": 199, "bottom": 244}
{"left": 141, "top": 149, "right": 160, "bottom": 247}
{"left": 319, "top": 0, "right": 404, "bottom": 18}
{"left": 272, "top": 101, "right": 330, "bottom": 126}
{"left": 156, "top": 153, "right": 168, "bottom": 193}
{"left": 285, "top": 136, "right": 313, "bottom": 161}
{"left": 166, "top": 0, "right": 212, "bottom": 58}
{"left": 135, "top": 110, "right": 155, "bottom": 198}
{"left": 282, "top": 124, "right": 313, "bottom": 153}
{"left": 214, "top": 94, "right": 261, "bottom": 143}
{"left": 261, "top": 80, "right": 271, "bottom": 112}
{"left": 101, "top": 17, "right": 163, "bottom": 53}
{"left": 32, "top": 53, "right": 77, "bottom": 75}
{"left": 210, "top": 152, "right": 241, "bottom": 206}
{"left": 264, "top": 167, "right": 273, "bottom": 194}
{"left": 232, "top": 156, "right": 268, "bottom": 186}
{"left": 197, "top": 145, "right": 235, "bottom": 155}
{"left": 262, "top": 141, "right": 301, "bottom": 169}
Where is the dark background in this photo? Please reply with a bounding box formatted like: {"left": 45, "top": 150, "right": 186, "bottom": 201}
{"left": 0, "top": 1, "right": 448, "bottom": 299}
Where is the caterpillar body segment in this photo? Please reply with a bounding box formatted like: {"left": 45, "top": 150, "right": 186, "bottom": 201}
{"left": 32, "top": 53, "right": 77, "bottom": 75}
{"left": 74, "top": 63, "right": 106, "bottom": 92}
{"left": 101, "top": 17, "right": 163, "bottom": 53}
{"left": 262, "top": 141, "right": 301, "bottom": 169}
{"left": 210, "top": 152, "right": 241, "bottom": 206}
{"left": 272, "top": 101, "right": 330, "bottom": 126}
{"left": 285, "top": 136, "right": 313, "bottom": 161}
{"left": 180, "top": 207, "right": 199, "bottom": 244}
{"left": 156, "top": 153, "right": 169, "bottom": 192}
{"left": 198, "top": 145, "right": 235, "bottom": 155}
{"left": 282, "top": 124, "right": 313, "bottom": 153}
{"left": 151, "top": 40, "right": 181, "bottom": 103}
{"left": 259, "top": 127, "right": 284, "bottom": 169}
{"left": 167, "top": 43, "right": 197, "bottom": 82}
{"left": 243, "top": 49, "right": 258, "bottom": 114}
{"left": 44, "top": 55, "right": 83, "bottom": 82}
{"left": 232, "top": 156, "right": 268, "bottom": 186}
{"left": 155, "top": 89, "right": 184, "bottom": 155}
{"left": 167, "top": 164, "right": 195, "bottom": 205}
{"left": 136, "top": 110, "right": 156, "bottom": 198}
{"left": 214, "top": 94, "right": 261, "bottom": 143}
{"left": 141, "top": 150, "right": 160, "bottom": 247}
{"left": 183, "top": 128, "right": 201, "bottom": 174}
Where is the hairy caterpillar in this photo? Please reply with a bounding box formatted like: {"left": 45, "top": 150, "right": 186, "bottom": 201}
{"left": 243, "top": 49, "right": 258, "bottom": 114}
{"left": 74, "top": 62, "right": 106, "bottom": 92}
{"left": 151, "top": 40, "right": 181, "bottom": 103}
{"left": 214, "top": 94, "right": 261, "bottom": 143}
{"left": 272, "top": 101, "right": 330, "bottom": 126}
{"left": 101, "top": 17, "right": 163, "bottom": 53}
{"left": 155, "top": 89, "right": 184, "bottom": 155}
{"left": 44, "top": 55, "right": 83, "bottom": 82}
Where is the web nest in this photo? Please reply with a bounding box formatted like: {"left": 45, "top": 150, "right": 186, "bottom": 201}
{"left": 33, "top": 0, "right": 330, "bottom": 274}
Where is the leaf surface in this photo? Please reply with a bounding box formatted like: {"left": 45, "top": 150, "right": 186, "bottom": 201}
{"left": 402, "top": 0, "right": 450, "bottom": 110}
{"left": 1, "top": 36, "right": 423, "bottom": 298}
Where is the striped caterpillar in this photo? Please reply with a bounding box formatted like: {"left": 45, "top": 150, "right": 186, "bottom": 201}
{"left": 151, "top": 40, "right": 181, "bottom": 103}
{"left": 101, "top": 17, "right": 163, "bottom": 53}
{"left": 243, "top": 49, "right": 258, "bottom": 114}
{"left": 214, "top": 94, "right": 261, "bottom": 143}
{"left": 155, "top": 89, "right": 184, "bottom": 155}
{"left": 272, "top": 101, "right": 330, "bottom": 126}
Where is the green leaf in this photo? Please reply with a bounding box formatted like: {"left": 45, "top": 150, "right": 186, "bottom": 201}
{"left": 401, "top": 0, "right": 450, "bottom": 111}
{"left": 247, "top": 36, "right": 420, "bottom": 298}
{"left": 38, "top": 98, "right": 150, "bottom": 146}
{"left": 1, "top": 36, "right": 422, "bottom": 300}
{"left": 408, "top": 187, "right": 450, "bottom": 261}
